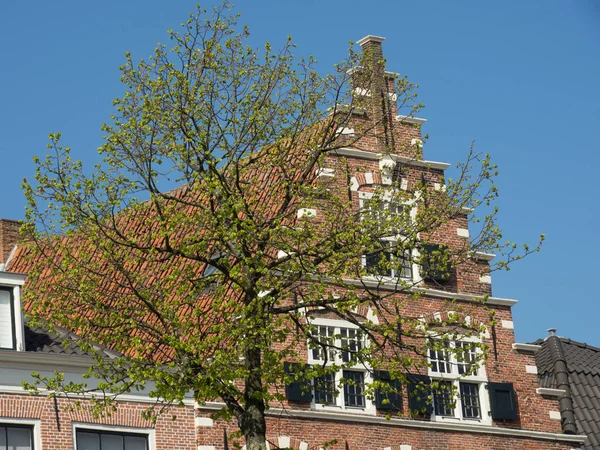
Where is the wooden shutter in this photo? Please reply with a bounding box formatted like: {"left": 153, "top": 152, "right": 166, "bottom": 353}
{"left": 407, "top": 374, "right": 432, "bottom": 414}
{"left": 488, "top": 382, "right": 517, "bottom": 420}
{"left": 421, "top": 244, "right": 451, "bottom": 281}
{"left": 284, "top": 362, "right": 312, "bottom": 402}
{"left": 374, "top": 370, "right": 402, "bottom": 410}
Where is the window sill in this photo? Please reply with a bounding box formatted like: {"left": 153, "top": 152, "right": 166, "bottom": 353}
{"left": 312, "top": 403, "right": 376, "bottom": 416}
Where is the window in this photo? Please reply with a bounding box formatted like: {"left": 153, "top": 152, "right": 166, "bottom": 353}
{"left": 202, "top": 252, "right": 225, "bottom": 277}
{"left": 76, "top": 429, "right": 148, "bottom": 450}
{"left": 0, "top": 424, "right": 33, "bottom": 450}
{"left": 427, "top": 339, "right": 490, "bottom": 424}
{"left": 364, "top": 240, "right": 413, "bottom": 279}
{"left": 307, "top": 319, "right": 374, "bottom": 414}
{"left": 0, "top": 287, "right": 15, "bottom": 350}
{"left": 359, "top": 191, "right": 415, "bottom": 281}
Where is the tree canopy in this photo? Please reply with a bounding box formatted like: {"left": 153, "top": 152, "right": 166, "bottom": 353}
{"left": 18, "top": 4, "right": 542, "bottom": 450}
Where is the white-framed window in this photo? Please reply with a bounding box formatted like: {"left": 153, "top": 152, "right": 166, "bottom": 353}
{"left": 0, "top": 419, "right": 40, "bottom": 450}
{"left": 0, "top": 287, "right": 16, "bottom": 350}
{"left": 0, "top": 273, "right": 26, "bottom": 351}
{"left": 0, "top": 423, "right": 34, "bottom": 450}
{"left": 427, "top": 337, "right": 491, "bottom": 425}
{"left": 358, "top": 191, "right": 417, "bottom": 282}
{"left": 307, "top": 317, "right": 375, "bottom": 415}
{"left": 73, "top": 424, "right": 154, "bottom": 450}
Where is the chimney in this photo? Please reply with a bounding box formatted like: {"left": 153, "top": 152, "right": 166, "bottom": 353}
{"left": 356, "top": 35, "right": 397, "bottom": 153}
{"left": 0, "top": 219, "right": 20, "bottom": 265}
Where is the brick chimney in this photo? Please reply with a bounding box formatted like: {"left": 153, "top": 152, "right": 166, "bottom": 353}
{"left": 355, "top": 35, "right": 398, "bottom": 154}
{"left": 0, "top": 219, "right": 20, "bottom": 265}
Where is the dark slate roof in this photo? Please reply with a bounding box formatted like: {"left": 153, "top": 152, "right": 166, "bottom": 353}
{"left": 24, "top": 319, "right": 118, "bottom": 359}
{"left": 533, "top": 337, "right": 600, "bottom": 449}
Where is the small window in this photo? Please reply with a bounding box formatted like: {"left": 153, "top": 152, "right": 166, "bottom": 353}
{"left": 343, "top": 371, "right": 366, "bottom": 408}
{"left": 0, "top": 424, "right": 34, "bottom": 450}
{"left": 76, "top": 429, "right": 148, "bottom": 450}
{"left": 364, "top": 240, "right": 412, "bottom": 279}
{"left": 460, "top": 382, "right": 481, "bottom": 419}
{"left": 0, "top": 288, "right": 15, "bottom": 350}
{"left": 429, "top": 340, "right": 451, "bottom": 374}
{"left": 433, "top": 380, "right": 455, "bottom": 416}
{"left": 314, "top": 373, "right": 336, "bottom": 406}
{"left": 202, "top": 253, "right": 224, "bottom": 277}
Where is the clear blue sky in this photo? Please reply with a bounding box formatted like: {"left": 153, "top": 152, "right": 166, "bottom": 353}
{"left": 1, "top": 1, "right": 599, "bottom": 344}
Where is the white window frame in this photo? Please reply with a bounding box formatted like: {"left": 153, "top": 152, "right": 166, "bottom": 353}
{"left": 0, "top": 272, "right": 26, "bottom": 352}
{"left": 0, "top": 418, "right": 40, "bottom": 450}
{"left": 358, "top": 191, "right": 419, "bottom": 282}
{"left": 427, "top": 335, "right": 491, "bottom": 425}
{"left": 307, "top": 317, "right": 376, "bottom": 415}
{"left": 72, "top": 423, "right": 155, "bottom": 450}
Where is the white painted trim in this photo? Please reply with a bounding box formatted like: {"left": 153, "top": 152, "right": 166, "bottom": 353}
{"left": 330, "top": 147, "right": 450, "bottom": 171}
{"left": 384, "top": 71, "right": 399, "bottom": 78}
{"left": 72, "top": 422, "right": 156, "bottom": 450}
{"left": 0, "top": 272, "right": 26, "bottom": 286}
{"left": 315, "top": 168, "right": 335, "bottom": 178}
{"left": 472, "top": 252, "right": 496, "bottom": 262}
{"left": 335, "top": 277, "right": 518, "bottom": 307}
{"left": 0, "top": 385, "right": 195, "bottom": 406}
{"left": 297, "top": 208, "right": 316, "bottom": 219}
{"left": 549, "top": 410, "right": 562, "bottom": 420}
{"left": 196, "top": 403, "right": 588, "bottom": 444}
{"left": 536, "top": 388, "right": 567, "bottom": 398}
{"left": 356, "top": 35, "right": 386, "bottom": 45}
{"left": 479, "top": 275, "right": 492, "bottom": 284}
{"left": 195, "top": 417, "right": 214, "bottom": 427}
{"left": 501, "top": 320, "right": 514, "bottom": 329}
{"left": 395, "top": 115, "right": 427, "bottom": 125}
{"left": 525, "top": 365, "right": 538, "bottom": 375}
{"left": 512, "top": 343, "right": 541, "bottom": 354}
{"left": 457, "top": 228, "right": 470, "bottom": 238}
{"left": 0, "top": 417, "right": 41, "bottom": 450}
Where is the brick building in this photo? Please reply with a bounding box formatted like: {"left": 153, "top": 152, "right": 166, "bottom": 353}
{"left": 0, "top": 35, "right": 589, "bottom": 449}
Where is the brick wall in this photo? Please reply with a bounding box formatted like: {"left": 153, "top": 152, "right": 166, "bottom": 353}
{"left": 0, "top": 393, "right": 196, "bottom": 450}
{"left": 0, "top": 218, "right": 20, "bottom": 264}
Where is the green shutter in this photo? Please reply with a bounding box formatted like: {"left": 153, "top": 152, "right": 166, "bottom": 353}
{"left": 374, "top": 370, "right": 402, "bottom": 411}
{"left": 284, "top": 362, "right": 312, "bottom": 402}
{"left": 421, "top": 244, "right": 452, "bottom": 281}
{"left": 407, "top": 374, "right": 432, "bottom": 414}
{"left": 488, "top": 382, "right": 517, "bottom": 420}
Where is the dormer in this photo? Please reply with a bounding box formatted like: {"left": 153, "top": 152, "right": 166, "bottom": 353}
{"left": 0, "top": 270, "right": 26, "bottom": 351}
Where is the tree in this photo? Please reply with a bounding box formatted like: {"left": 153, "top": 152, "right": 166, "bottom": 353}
{"left": 20, "top": 4, "right": 541, "bottom": 450}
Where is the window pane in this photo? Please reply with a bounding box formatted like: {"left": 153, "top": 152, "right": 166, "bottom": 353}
{"left": 77, "top": 432, "right": 100, "bottom": 450}
{"left": 0, "top": 426, "right": 6, "bottom": 450}
{"left": 460, "top": 382, "right": 481, "bottom": 419}
{"left": 101, "top": 433, "right": 124, "bottom": 449}
{"left": 314, "top": 373, "right": 336, "bottom": 405}
{"left": 456, "top": 342, "right": 478, "bottom": 376}
{"left": 124, "top": 436, "right": 148, "bottom": 450}
{"left": 343, "top": 371, "right": 365, "bottom": 408}
{"left": 7, "top": 427, "right": 32, "bottom": 450}
{"left": 429, "top": 341, "right": 451, "bottom": 374}
{"left": 310, "top": 326, "right": 335, "bottom": 361}
{"left": 433, "top": 381, "right": 455, "bottom": 416}
{"left": 399, "top": 252, "right": 412, "bottom": 279}
{"left": 0, "top": 290, "right": 14, "bottom": 349}
{"left": 341, "top": 328, "right": 363, "bottom": 363}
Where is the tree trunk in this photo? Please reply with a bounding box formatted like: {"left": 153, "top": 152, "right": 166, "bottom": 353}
{"left": 240, "top": 346, "right": 268, "bottom": 450}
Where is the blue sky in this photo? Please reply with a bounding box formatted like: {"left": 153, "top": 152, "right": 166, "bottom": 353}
{"left": 1, "top": 1, "right": 599, "bottom": 344}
